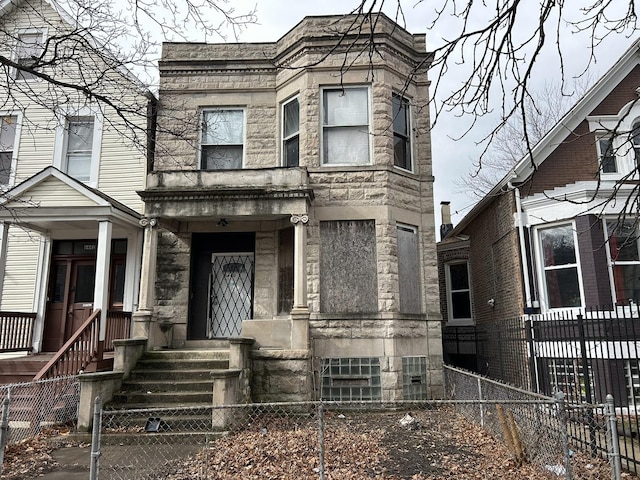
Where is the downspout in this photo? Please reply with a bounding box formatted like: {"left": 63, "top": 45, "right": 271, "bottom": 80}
{"left": 509, "top": 181, "right": 533, "bottom": 310}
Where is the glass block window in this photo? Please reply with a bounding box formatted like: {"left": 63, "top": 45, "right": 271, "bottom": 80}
{"left": 402, "top": 356, "right": 427, "bottom": 400}
{"left": 321, "top": 357, "right": 381, "bottom": 401}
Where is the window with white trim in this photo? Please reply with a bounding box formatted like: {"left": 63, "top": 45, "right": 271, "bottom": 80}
{"left": 54, "top": 109, "right": 102, "bottom": 185}
{"left": 538, "top": 224, "right": 582, "bottom": 309}
{"left": 631, "top": 121, "right": 640, "bottom": 170}
{"left": 282, "top": 97, "right": 299, "bottom": 167}
{"left": 64, "top": 118, "right": 94, "bottom": 182}
{"left": 392, "top": 93, "right": 412, "bottom": 171}
{"left": 445, "top": 261, "right": 472, "bottom": 325}
{"left": 14, "top": 31, "right": 44, "bottom": 81}
{"left": 597, "top": 137, "right": 617, "bottom": 174}
{"left": 322, "top": 87, "right": 370, "bottom": 165}
{"left": 201, "top": 109, "right": 244, "bottom": 170}
{"left": 605, "top": 219, "right": 640, "bottom": 304}
{"left": 0, "top": 116, "right": 17, "bottom": 185}
{"left": 625, "top": 360, "right": 640, "bottom": 407}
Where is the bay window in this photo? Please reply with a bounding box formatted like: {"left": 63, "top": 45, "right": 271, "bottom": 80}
{"left": 322, "top": 87, "right": 370, "bottom": 165}
{"left": 282, "top": 98, "right": 299, "bottom": 167}
{"left": 606, "top": 219, "right": 640, "bottom": 304}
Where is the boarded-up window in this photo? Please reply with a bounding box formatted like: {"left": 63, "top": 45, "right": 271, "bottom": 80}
{"left": 278, "top": 227, "right": 294, "bottom": 313}
{"left": 397, "top": 225, "right": 421, "bottom": 313}
{"left": 320, "top": 220, "right": 377, "bottom": 313}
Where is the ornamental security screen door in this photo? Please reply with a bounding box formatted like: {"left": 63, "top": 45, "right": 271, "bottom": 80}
{"left": 208, "top": 253, "right": 254, "bottom": 338}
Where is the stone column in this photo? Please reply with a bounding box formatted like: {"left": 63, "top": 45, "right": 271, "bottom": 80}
{"left": 290, "top": 214, "right": 309, "bottom": 350}
{"left": 94, "top": 220, "right": 112, "bottom": 342}
{"left": 132, "top": 217, "right": 158, "bottom": 339}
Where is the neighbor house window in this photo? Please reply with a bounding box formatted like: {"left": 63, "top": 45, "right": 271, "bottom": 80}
{"left": 201, "top": 109, "right": 244, "bottom": 170}
{"left": 393, "top": 93, "right": 412, "bottom": 171}
{"left": 539, "top": 224, "right": 582, "bottom": 309}
{"left": 445, "top": 261, "right": 472, "bottom": 325}
{"left": 65, "top": 118, "right": 94, "bottom": 182}
{"left": 632, "top": 121, "right": 640, "bottom": 169}
{"left": 282, "top": 97, "right": 299, "bottom": 167}
{"left": 322, "top": 87, "right": 370, "bottom": 165}
{"left": 547, "top": 359, "right": 593, "bottom": 404}
{"left": 597, "top": 137, "right": 617, "bottom": 174}
{"left": 14, "top": 31, "right": 44, "bottom": 80}
{"left": 0, "top": 116, "right": 17, "bottom": 185}
{"left": 625, "top": 361, "right": 640, "bottom": 407}
{"left": 606, "top": 220, "right": 640, "bottom": 304}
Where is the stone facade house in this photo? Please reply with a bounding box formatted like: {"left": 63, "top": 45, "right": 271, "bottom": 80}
{"left": 438, "top": 39, "right": 640, "bottom": 398}
{"left": 138, "top": 14, "right": 443, "bottom": 402}
{"left": 0, "top": 0, "right": 153, "bottom": 367}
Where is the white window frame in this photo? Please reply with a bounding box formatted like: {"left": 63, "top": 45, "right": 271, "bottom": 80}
{"left": 320, "top": 86, "right": 372, "bottom": 166}
{"left": 534, "top": 221, "right": 585, "bottom": 312}
{"left": 392, "top": 92, "right": 414, "bottom": 172}
{"left": 281, "top": 96, "right": 300, "bottom": 167}
{"left": 596, "top": 135, "right": 617, "bottom": 175}
{"left": 603, "top": 218, "right": 640, "bottom": 305}
{"left": 0, "top": 111, "right": 22, "bottom": 189}
{"left": 12, "top": 28, "right": 46, "bottom": 81}
{"left": 444, "top": 260, "right": 473, "bottom": 326}
{"left": 53, "top": 106, "right": 103, "bottom": 187}
{"left": 200, "top": 108, "right": 246, "bottom": 170}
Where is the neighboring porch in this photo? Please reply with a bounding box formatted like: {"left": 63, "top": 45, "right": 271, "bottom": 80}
{"left": 0, "top": 167, "right": 143, "bottom": 383}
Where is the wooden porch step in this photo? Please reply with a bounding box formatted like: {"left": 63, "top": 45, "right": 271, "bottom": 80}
{"left": 0, "top": 354, "right": 54, "bottom": 385}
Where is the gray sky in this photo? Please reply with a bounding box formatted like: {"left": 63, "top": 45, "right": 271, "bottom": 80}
{"left": 188, "top": 0, "right": 637, "bottom": 237}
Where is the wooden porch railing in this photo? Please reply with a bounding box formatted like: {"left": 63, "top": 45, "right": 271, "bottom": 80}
{"left": 105, "top": 310, "right": 132, "bottom": 352}
{"left": 0, "top": 311, "right": 36, "bottom": 353}
{"left": 33, "top": 310, "right": 133, "bottom": 380}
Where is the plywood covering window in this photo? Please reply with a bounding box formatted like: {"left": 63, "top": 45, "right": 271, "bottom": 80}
{"left": 277, "top": 227, "right": 294, "bottom": 314}
{"left": 397, "top": 224, "right": 421, "bottom": 313}
{"left": 320, "top": 220, "right": 377, "bottom": 313}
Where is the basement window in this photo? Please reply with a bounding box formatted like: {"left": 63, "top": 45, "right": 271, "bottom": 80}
{"left": 402, "top": 356, "right": 427, "bottom": 400}
{"left": 321, "top": 357, "right": 381, "bottom": 401}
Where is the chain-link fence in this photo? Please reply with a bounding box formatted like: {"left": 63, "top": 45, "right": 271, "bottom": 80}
{"left": 0, "top": 375, "right": 79, "bottom": 446}
{"left": 91, "top": 391, "right": 625, "bottom": 479}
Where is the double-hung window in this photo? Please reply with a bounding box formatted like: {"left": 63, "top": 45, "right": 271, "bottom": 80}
{"left": 322, "top": 87, "right": 370, "bottom": 165}
{"left": 445, "top": 261, "right": 472, "bottom": 325}
{"left": 14, "top": 31, "right": 44, "bottom": 81}
{"left": 539, "top": 224, "right": 582, "bottom": 309}
{"left": 597, "top": 137, "right": 617, "bottom": 174}
{"left": 631, "top": 121, "right": 640, "bottom": 170}
{"left": 65, "top": 118, "right": 94, "bottom": 182}
{"left": 201, "top": 109, "right": 244, "bottom": 170}
{"left": 0, "top": 116, "right": 17, "bottom": 185}
{"left": 392, "top": 93, "right": 412, "bottom": 171}
{"left": 282, "top": 98, "right": 299, "bottom": 167}
{"left": 606, "top": 220, "right": 640, "bottom": 304}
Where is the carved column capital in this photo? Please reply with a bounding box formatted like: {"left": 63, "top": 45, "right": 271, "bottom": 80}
{"left": 290, "top": 214, "right": 309, "bottom": 225}
{"left": 139, "top": 217, "right": 158, "bottom": 228}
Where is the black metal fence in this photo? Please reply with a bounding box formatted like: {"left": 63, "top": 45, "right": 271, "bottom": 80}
{"left": 444, "top": 303, "right": 640, "bottom": 473}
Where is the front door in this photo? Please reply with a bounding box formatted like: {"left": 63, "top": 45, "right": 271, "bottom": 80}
{"left": 43, "top": 259, "right": 96, "bottom": 352}
{"left": 208, "top": 253, "right": 254, "bottom": 338}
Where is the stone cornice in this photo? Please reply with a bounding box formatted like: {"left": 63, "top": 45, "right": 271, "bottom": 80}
{"left": 139, "top": 187, "right": 314, "bottom": 203}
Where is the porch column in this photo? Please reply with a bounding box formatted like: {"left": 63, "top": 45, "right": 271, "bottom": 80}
{"left": 94, "top": 220, "right": 113, "bottom": 343}
{"left": 290, "top": 214, "right": 309, "bottom": 350}
{"left": 132, "top": 217, "right": 158, "bottom": 340}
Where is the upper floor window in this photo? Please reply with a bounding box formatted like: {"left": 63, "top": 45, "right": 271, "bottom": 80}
{"left": 445, "top": 261, "right": 472, "bottom": 325}
{"left": 201, "top": 109, "right": 244, "bottom": 170}
{"left": 14, "top": 31, "right": 44, "bottom": 81}
{"left": 54, "top": 108, "right": 103, "bottom": 185}
{"left": 65, "top": 118, "right": 94, "bottom": 182}
{"left": 538, "top": 224, "right": 582, "bottom": 309}
{"left": 322, "top": 87, "right": 370, "bottom": 165}
{"left": 631, "top": 121, "right": 640, "bottom": 170}
{"left": 597, "top": 137, "right": 617, "bottom": 174}
{"left": 606, "top": 219, "right": 640, "bottom": 305}
{"left": 393, "top": 93, "right": 412, "bottom": 171}
{"left": 0, "top": 116, "right": 17, "bottom": 185}
{"left": 282, "top": 98, "right": 299, "bottom": 167}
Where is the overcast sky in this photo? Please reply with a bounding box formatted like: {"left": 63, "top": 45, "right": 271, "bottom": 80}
{"left": 181, "top": 0, "right": 637, "bottom": 238}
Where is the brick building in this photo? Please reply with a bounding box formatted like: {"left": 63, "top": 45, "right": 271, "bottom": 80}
{"left": 136, "top": 14, "right": 443, "bottom": 402}
{"left": 438, "top": 39, "right": 640, "bottom": 380}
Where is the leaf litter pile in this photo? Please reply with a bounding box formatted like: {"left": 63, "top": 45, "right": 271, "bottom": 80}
{"left": 2, "top": 408, "right": 637, "bottom": 479}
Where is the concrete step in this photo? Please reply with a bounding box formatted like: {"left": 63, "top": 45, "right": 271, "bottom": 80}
{"left": 144, "top": 348, "right": 229, "bottom": 360}
{"left": 111, "top": 390, "right": 212, "bottom": 405}
{"left": 128, "top": 368, "right": 220, "bottom": 382}
{"left": 132, "top": 358, "right": 228, "bottom": 371}
{"left": 118, "top": 379, "right": 213, "bottom": 394}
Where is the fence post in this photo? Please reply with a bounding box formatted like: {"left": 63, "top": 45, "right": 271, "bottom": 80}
{"left": 0, "top": 397, "right": 9, "bottom": 477}
{"left": 555, "top": 392, "right": 573, "bottom": 480}
{"left": 477, "top": 378, "right": 485, "bottom": 428}
{"left": 317, "top": 402, "right": 325, "bottom": 480}
{"left": 606, "top": 394, "right": 622, "bottom": 480}
{"left": 89, "top": 396, "right": 102, "bottom": 480}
